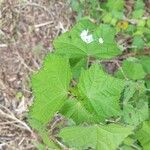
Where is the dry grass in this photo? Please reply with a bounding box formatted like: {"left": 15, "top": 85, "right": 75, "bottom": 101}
{"left": 0, "top": 0, "right": 73, "bottom": 149}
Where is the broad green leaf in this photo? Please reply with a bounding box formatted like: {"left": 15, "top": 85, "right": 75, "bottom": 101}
{"left": 136, "top": 121, "right": 150, "bottom": 150}
{"left": 147, "top": 19, "right": 150, "bottom": 28}
{"left": 59, "top": 124, "right": 133, "bottom": 150}
{"left": 29, "top": 54, "right": 71, "bottom": 125}
{"left": 139, "top": 56, "right": 150, "bottom": 73}
{"left": 126, "top": 25, "right": 136, "bottom": 34}
{"left": 137, "top": 20, "right": 146, "bottom": 27}
{"left": 122, "top": 81, "right": 137, "bottom": 105}
{"left": 78, "top": 64, "right": 125, "bottom": 121}
{"left": 132, "top": 36, "right": 145, "bottom": 50}
{"left": 120, "top": 145, "right": 134, "bottom": 150}
{"left": 146, "top": 79, "right": 150, "bottom": 89}
{"left": 132, "top": 0, "right": 145, "bottom": 19}
{"left": 122, "top": 101, "right": 149, "bottom": 126}
{"left": 132, "top": 10, "right": 144, "bottom": 19}
{"left": 102, "top": 0, "right": 124, "bottom": 25}
{"left": 115, "top": 57, "right": 146, "bottom": 80}
{"left": 120, "top": 137, "right": 140, "bottom": 150}
{"left": 106, "top": 0, "right": 124, "bottom": 11}
{"left": 54, "top": 20, "right": 121, "bottom": 59}
{"left": 70, "top": 58, "right": 87, "bottom": 79}
{"left": 60, "top": 98, "right": 98, "bottom": 124}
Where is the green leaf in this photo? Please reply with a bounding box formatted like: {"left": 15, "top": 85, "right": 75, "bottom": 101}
{"left": 60, "top": 98, "right": 98, "bottom": 124}
{"left": 77, "top": 64, "right": 125, "bottom": 121}
{"left": 147, "top": 19, "right": 150, "bottom": 28}
{"left": 59, "top": 124, "right": 133, "bottom": 150}
{"left": 70, "top": 0, "right": 82, "bottom": 12}
{"left": 136, "top": 121, "right": 150, "bottom": 150}
{"left": 54, "top": 20, "right": 121, "bottom": 59}
{"left": 106, "top": 0, "right": 124, "bottom": 11}
{"left": 115, "top": 57, "right": 146, "bottom": 80}
{"left": 132, "top": 9, "right": 144, "bottom": 19}
{"left": 146, "top": 79, "right": 150, "bottom": 89}
{"left": 70, "top": 58, "right": 87, "bottom": 79}
{"left": 132, "top": 36, "right": 145, "bottom": 50}
{"left": 139, "top": 56, "right": 150, "bottom": 73}
{"left": 122, "top": 81, "right": 137, "bottom": 105}
{"left": 38, "top": 128, "right": 59, "bottom": 149}
{"left": 122, "top": 101, "right": 149, "bottom": 126}
{"left": 28, "top": 54, "right": 71, "bottom": 125}
{"left": 132, "top": 0, "right": 145, "bottom": 19}
{"left": 29, "top": 121, "right": 59, "bottom": 149}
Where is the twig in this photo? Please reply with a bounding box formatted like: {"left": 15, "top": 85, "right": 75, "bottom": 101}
{"left": 54, "top": 138, "right": 68, "bottom": 150}
{"left": 100, "top": 48, "right": 150, "bottom": 63}
{"left": 0, "top": 121, "right": 18, "bottom": 125}
{"left": 114, "top": 60, "right": 128, "bottom": 80}
{"left": 34, "top": 21, "right": 53, "bottom": 28}
{"left": 123, "top": 16, "right": 149, "bottom": 25}
{"left": 16, "top": 2, "right": 53, "bottom": 18}
{"left": 58, "top": 22, "right": 68, "bottom": 33}
{"left": 18, "top": 137, "right": 25, "bottom": 146}
{"left": 117, "top": 48, "right": 150, "bottom": 60}
{"left": 15, "top": 51, "right": 35, "bottom": 73}
{"left": 0, "top": 79, "right": 6, "bottom": 89}
{"left": 0, "top": 104, "right": 33, "bottom": 133}
{"left": 0, "top": 44, "right": 7, "bottom": 48}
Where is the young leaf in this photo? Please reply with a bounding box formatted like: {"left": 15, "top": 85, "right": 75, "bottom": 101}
{"left": 54, "top": 20, "right": 121, "bottom": 59}
{"left": 59, "top": 124, "right": 133, "bottom": 150}
{"left": 78, "top": 64, "right": 125, "bottom": 121}
{"left": 136, "top": 121, "right": 150, "bottom": 150}
{"left": 28, "top": 54, "right": 71, "bottom": 126}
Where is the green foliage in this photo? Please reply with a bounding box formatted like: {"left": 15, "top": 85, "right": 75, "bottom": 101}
{"left": 59, "top": 124, "right": 133, "bottom": 150}
{"left": 70, "top": 0, "right": 101, "bottom": 21}
{"left": 105, "top": 0, "right": 124, "bottom": 11}
{"left": 132, "top": 0, "right": 145, "bottom": 19}
{"left": 122, "top": 101, "right": 149, "bottom": 126}
{"left": 70, "top": 58, "right": 86, "bottom": 79}
{"left": 70, "top": 0, "right": 150, "bottom": 50}
{"left": 132, "top": 36, "right": 145, "bottom": 50}
{"left": 139, "top": 56, "right": 150, "bottom": 73}
{"left": 136, "top": 121, "right": 150, "bottom": 150}
{"left": 54, "top": 20, "right": 121, "bottom": 59}
{"left": 29, "top": 54, "right": 71, "bottom": 125}
{"left": 102, "top": 0, "right": 124, "bottom": 25}
{"left": 28, "top": 11, "right": 150, "bottom": 149}
{"left": 78, "top": 64, "right": 124, "bottom": 121}
{"left": 60, "top": 98, "right": 96, "bottom": 124}
{"left": 115, "top": 57, "right": 146, "bottom": 80}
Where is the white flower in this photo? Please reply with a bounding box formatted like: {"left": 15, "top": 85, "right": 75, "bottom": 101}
{"left": 80, "top": 30, "right": 88, "bottom": 37}
{"left": 98, "top": 37, "right": 104, "bottom": 44}
{"left": 80, "top": 29, "right": 94, "bottom": 44}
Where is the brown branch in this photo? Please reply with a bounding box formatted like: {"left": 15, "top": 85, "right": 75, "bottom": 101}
{"left": 117, "top": 48, "right": 150, "bottom": 60}
{"left": 100, "top": 48, "right": 150, "bottom": 63}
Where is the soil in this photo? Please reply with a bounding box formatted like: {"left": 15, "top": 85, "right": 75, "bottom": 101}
{"left": 0, "top": 0, "right": 73, "bottom": 149}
